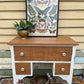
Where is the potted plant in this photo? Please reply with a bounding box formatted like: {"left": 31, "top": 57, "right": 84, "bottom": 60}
{"left": 14, "top": 20, "right": 36, "bottom": 39}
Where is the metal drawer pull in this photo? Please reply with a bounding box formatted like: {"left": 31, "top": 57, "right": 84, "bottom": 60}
{"left": 20, "top": 52, "right": 24, "bottom": 56}
{"left": 21, "top": 68, "right": 24, "bottom": 71}
{"left": 61, "top": 68, "right": 65, "bottom": 71}
{"left": 62, "top": 53, "right": 66, "bottom": 56}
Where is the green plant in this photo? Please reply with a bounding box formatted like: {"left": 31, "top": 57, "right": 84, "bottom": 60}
{"left": 27, "top": 20, "right": 36, "bottom": 30}
{"left": 14, "top": 20, "right": 36, "bottom": 31}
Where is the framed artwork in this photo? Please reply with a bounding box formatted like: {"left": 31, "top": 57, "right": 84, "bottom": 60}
{"left": 26, "top": 0, "right": 59, "bottom": 36}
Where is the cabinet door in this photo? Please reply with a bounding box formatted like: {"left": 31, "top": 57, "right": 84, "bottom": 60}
{"left": 15, "top": 63, "right": 31, "bottom": 75}
{"left": 55, "top": 63, "right": 70, "bottom": 75}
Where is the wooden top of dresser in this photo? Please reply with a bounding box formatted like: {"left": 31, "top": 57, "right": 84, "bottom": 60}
{"left": 8, "top": 36, "right": 78, "bottom": 45}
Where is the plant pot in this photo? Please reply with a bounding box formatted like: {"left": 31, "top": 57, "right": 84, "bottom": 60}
{"left": 18, "top": 30, "right": 29, "bottom": 39}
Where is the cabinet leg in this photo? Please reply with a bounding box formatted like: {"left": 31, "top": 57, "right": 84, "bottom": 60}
{"left": 13, "top": 76, "right": 19, "bottom": 84}
{"left": 13, "top": 75, "right": 27, "bottom": 84}
{"left": 66, "top": 78, "right": 72, "bottom": 84}
{"left": 56, "top": 75, "right": 72, "bottom": 84}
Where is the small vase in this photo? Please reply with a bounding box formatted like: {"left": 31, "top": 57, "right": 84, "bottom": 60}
{"left": 18, "top": 30, "right": 29, "bottom": 39}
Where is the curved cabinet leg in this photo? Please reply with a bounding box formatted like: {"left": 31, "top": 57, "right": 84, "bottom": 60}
{"left": 13, "top": 75, "right": 29, "bottom": 84}
{"left": 13, "top": 76, "right": 19, "bottom": 84}
{"left": 56, "top": 75, "right": 72, "bottom": 84}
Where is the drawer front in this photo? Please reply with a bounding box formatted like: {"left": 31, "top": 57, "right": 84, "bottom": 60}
{"left": 15, "top": 63, "right": 31, "bottom": 75}
{"left": 14, "top": 46, "right": 72, "bottom": 61}
{"left": 55, "top": 63, "right": 70, "bottom": 75}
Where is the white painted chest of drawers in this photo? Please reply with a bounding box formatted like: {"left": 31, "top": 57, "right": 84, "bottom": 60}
{"left": 8, "top": 37, "right": 78, "bottom": 84}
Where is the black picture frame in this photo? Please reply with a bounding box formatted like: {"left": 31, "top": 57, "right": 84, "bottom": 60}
{"left": 25, "top": 0, "right": 59, "bottom": 37}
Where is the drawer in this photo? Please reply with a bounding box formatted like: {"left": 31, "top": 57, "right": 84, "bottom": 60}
{"left": 15, "top": 63, "right": 31, "bottom": 75}
{"left": 14, "top": 46, "right": 72, "bottom": 61}
{"left": 55, "top": 63, "right": 70, "bottom": 75}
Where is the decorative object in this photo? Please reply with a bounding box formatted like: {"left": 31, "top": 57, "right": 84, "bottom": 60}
{"left": 26, "top": 0, "right": 59, "bottom": 36}
{"left": 8, "top": 37, "right": 78, "bottom": 84}
{"left": 18, "top": 30, "right": 28, "bottom": 38}
{"left": 14, "top": 20, "right": 36, "bottom": 38}
{"left": 35, "top": 75, "right": 48, "bottom": 84}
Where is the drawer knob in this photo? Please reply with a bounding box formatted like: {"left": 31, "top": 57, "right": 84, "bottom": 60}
{"left": 62, "top": 53, "right": 66, "bottom": 56}
{"left": 21, "top": 68, "right": 24, "bottom": 71}
{"left": 61, "top": 68, "right": 65, "bottom": 71}
{"left": 20, "top": 52, "right": 24, "bottom": 56}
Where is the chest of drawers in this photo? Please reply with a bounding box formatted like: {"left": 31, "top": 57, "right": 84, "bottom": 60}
{"left": 8, "top": 37, "right": 78, "bottom": 84}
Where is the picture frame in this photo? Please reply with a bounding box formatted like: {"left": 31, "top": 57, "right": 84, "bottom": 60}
{"left": 25, "top": 0, "right": 59, "bottom": 37}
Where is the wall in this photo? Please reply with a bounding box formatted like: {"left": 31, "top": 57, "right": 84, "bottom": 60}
{"left": 0, "top": 0, "right": 84, "bottom": 50}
